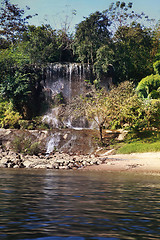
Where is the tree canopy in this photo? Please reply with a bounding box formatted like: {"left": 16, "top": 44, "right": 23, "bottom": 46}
{"left": 0, "top": 0, "right": 160, "bottom": 130}
{"left": 0, "top": 0, "right": 37, "bottom": 42}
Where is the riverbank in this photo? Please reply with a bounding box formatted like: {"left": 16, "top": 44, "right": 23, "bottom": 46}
{"left": 1, "top": 146, "right": 160, "bottom": 173}
{"left": 85, "top": 152, "right": 160, "bottom": 173}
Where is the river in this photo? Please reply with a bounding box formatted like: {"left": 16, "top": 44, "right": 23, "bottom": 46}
{"left": 0, "top": 168, "right": 160, "bottom": 240}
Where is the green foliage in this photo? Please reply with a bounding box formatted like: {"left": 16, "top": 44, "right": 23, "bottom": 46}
{"left": 53, "top": 92, "right": 65, "bottom": 105}
{"left": 153, "top": 61, "right": 160, "bottom": 75}
{"left": 74, "top": 11, "right": 110, "bottom": 64}
{"left": 18, "top": 118, "right": 50, "bottom": 130}
{"left": 94, "top": 45, "right": 115, "bottom": 80}
{"left": 0, "top": 0, "right": 37, "bottom": 42}
{"left": 113, "top": 25, "right": 154, "bottom": 82}
{"left": 22, "top": 25, "right": 61, "bottom": 64}
{"left": 12, "top": 133, "right": 40, "bottom": 155}
{"left": 0, "top": 45, "right": 44, "bottom": 119}
{"left": 74, "top": 1, "right": 156, "bottom": 82}
{"left": 0, "top": 101, "right": 22, "bottom": 128}
{"left": 69, "top": 82, "right": 160, "bottom": 139}
{"left": 137, "top": 74, "right": 160, "bottom": 98}
{"left": 116, "top": 130, "right": 160, "bottom": 153}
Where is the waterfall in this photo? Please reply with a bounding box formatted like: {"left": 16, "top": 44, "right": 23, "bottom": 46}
{"left": 43, "top": 62, "right": 113, "bottom": 129}
{"left": 44, "top": 63, "right": 94, "bottom": 102}
{"left": 46, "top": 132, "right": 61, "bottom": 154}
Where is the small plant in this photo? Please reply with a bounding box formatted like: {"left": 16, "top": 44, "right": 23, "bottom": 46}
{"left": 27, "top": 142, "right": 40, "bottom": 155}
{"left": 12, "top": 133, "right": 41, "bottom": 155}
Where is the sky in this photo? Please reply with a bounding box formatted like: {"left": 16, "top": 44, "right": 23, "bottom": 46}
{"left": 8, "top": 0, "right": 160, "bottom": 32}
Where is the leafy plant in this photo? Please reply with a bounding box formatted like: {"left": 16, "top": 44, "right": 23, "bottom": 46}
{"left": 137, "top": 73, "right": 160, "bottom": 99}
{"left": 12, "top": 133, "right": 41, "bottom": 155}
{"left": 0, "top": 101, "right": 22, "bottom": 128}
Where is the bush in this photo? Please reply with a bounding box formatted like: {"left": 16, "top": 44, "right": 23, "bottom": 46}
{"left": 12, "top": 133, "right": 41, "bottom": 155}
{"left": 26, "top": 142, "right": 40, "bottom": 155}
{"left": 153, "top": 60, "right": 160, "bottom": 75}
{"left": 18, "top": 118, "right": 50, "bottom": 130}
{"left": 137, "top": 74, "right": 160, "bottom": 98}
{"left": 0, "top": 101, "right": 22, "bottom": 128}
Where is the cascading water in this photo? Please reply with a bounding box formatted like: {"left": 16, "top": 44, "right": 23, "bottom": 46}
{"left": 43, "top": 63, "right": 94, "bottom": 129}
{"left": 46, "top": 132, "right": 61, "bottom": 154}
{"left": 43, "top": 62, "right": 113, "bottom": 129}
{"left": 44, "top": 63, "right": 93, "bottom": 101}
{"left": 42, "top": 63, "right": 113, "bottom": 154}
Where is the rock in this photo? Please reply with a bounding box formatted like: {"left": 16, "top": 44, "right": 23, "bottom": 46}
{"left": 67, "top": 163, "right": 73, "bottom": 169}
{"left": 59, "top": 166, "right": 68, "bottom": 170}
{"left": 96, "top": 160, "right": 102, "bottom": 165}
{"left": 63, "top": 134, "right": 68, "bottom": 140}
{"left": 8, "top": 162, "right": 15, "bottom": 168}
{"left": 19, "top": 162, "right": 25, "bottom": 168}
{"left": 23, "top": 160, "right": 32, "bottom": 168}
{"left": 53, "top": 163, "right": 59, "bottom": 169}
{"left": 13, "top": 165, "right": 19, "bottom": 168}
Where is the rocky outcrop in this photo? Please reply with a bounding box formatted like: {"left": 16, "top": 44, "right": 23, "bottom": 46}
{"left": 0, "top": 148, "right": 108, "bottom": 170}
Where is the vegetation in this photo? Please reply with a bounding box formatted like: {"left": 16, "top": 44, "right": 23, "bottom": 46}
{"left": 62, "top": 81, "right": 160, "bottom": 142}
{"left": 0, "top": 0, "right": 160, "bottom": 153}
{"left": 116, "top": 130, "right": 160, "bottom": 154}
{"left": 12, "top": 133, "right": 41, "bottom": 155}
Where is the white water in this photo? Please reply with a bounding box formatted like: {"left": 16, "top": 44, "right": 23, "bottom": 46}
{"left": 43, "top": 63, "right": 112, "bottom": 129}
{"left": 46, "top": 132, "right": 61, "bottom": 154}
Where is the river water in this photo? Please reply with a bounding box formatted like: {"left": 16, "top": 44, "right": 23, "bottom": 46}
{"left": 0, "top": 169, "right": 160, "bottom": 240}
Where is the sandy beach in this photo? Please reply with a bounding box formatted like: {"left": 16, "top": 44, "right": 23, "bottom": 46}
{"left": 85, "top": 152, "right": 160, "bottom": 173}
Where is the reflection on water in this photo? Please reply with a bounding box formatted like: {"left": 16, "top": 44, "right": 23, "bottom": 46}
{"left": 0, "top": 169, "right": 160, "bottom": 240}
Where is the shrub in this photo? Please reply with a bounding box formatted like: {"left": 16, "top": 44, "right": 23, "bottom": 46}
{"left": 26, "top": 142, "right": 40, "bottom": 155}
{"left": 12, "top": 133, "right": 41, "bottom": 155}
{"left": 0, "top": 102, "right": 22, "bottom": 128}
{"left": 153, "top": 60, "right": 160, "bottom": 75}
{"left": 137, "top": 74, "right": 160, "bottom": 98}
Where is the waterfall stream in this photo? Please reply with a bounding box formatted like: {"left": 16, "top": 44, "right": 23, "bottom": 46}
{"left": 41, "top": 63, "right": 113, "bottom": 154}
{"left": 43, "top": 63, "right": 112, "bottom": 130}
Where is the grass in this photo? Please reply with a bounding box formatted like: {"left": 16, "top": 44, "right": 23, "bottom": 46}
{"left": 115, "top": 130, "right": 160, "bottom": 154}
{"left": 116, "top": 141, "right": 160, "bottom": 154}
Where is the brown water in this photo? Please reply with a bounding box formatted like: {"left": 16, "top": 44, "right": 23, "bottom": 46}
{"left": 0, "top": 169, "right": 160, "bottom": 240}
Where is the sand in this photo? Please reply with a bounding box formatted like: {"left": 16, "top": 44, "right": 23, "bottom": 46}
{"left": 85, "top": 152, "right": 160, "bottom": 173}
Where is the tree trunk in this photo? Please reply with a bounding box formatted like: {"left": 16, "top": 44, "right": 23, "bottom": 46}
{"left": 99, "top": 124, "right": 103, "bottom": 143}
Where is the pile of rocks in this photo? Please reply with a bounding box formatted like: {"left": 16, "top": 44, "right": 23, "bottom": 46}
{"left": 0, "top": 149, "right": 108, "bottom": 170}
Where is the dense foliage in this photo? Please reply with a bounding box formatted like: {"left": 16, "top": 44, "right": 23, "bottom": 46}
{"left": 0, "top": 0, "right": 160, "bottom": 132}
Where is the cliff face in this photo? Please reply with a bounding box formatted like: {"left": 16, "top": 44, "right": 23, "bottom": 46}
{"left": 0, "top": 128, "right": 99, "bottom": 155}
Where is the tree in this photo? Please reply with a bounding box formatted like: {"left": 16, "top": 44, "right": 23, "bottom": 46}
{"left": 22, "top": 25, "right": 60, "bottom": 64}
{"left": 0, "top": 45, "right": 43, "bottom": 119}
{"left": 103, "top": 1, "right": 154, "bottom": 36}
{"left": 57, "top": 30, "right": 74, "bottom": 62}
{"left": 153, "top": 60, "right": 160, "bottom": 75}
{"left": 74, "top": 11, "right": 111, "bottom": 64}
{"left": 62, "top": 84, "right": 108, "bottom": 142}
{"left": 0, "top": 0, "right": 37, "bottom": 42}
{"left": 1, "top": 65, "right": 43, "bottom": 119}
{"left": 113, "top": 24, "right": 154, "bottom": 82}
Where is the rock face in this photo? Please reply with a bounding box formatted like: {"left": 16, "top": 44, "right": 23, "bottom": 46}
{"left": 0, "top": 128, "right": 99, "bottom": 155}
